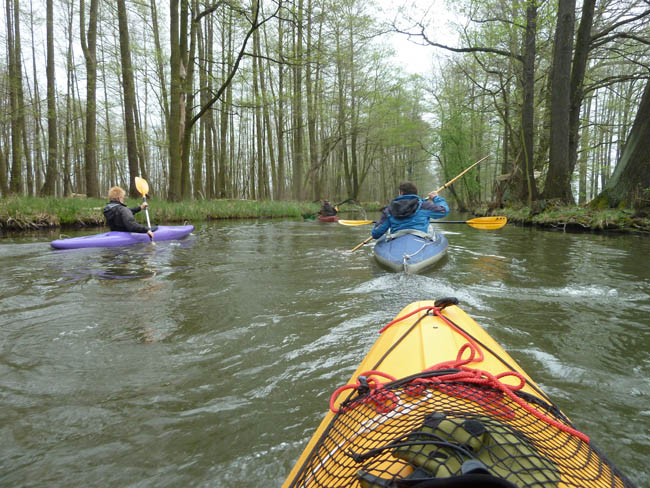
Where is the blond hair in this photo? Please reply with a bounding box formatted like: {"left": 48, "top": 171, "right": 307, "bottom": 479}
{"left": 108, "top": 186, "right": 126, "bottom": 201}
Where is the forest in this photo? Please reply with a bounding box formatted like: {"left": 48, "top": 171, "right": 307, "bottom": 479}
{"left": 1, "top": 0, "right": 649, "bottom": 211}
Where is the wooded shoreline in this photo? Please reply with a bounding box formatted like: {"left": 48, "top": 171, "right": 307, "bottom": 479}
{"left": 1, "top": 197, "right": 649, "bottom": 235}
{"left": 3, "top": 1, "right": 648, "bottom": 214}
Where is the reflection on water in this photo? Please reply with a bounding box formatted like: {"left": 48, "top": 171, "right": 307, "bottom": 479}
{"left": 52, "top": 237, "right": 195, "bottom": 282}
{"left": 0, "top": 220, "right": 648, "bottom": 487}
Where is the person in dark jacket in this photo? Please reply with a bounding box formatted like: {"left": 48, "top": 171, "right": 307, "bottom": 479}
{"left": 372, "top": 182, "right": 449, "bottom": 239}
{"left": 318, "top": 200, "right": 338, "bottom": 217}
{"left": 103, "top": 186, "right": 155, "bottom": 239}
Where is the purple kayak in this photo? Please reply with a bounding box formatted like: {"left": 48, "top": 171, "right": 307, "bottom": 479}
{"left": 50, "top": 225, "right": 194, "bottom": 249}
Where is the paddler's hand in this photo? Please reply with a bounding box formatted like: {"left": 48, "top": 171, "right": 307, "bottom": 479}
{"left": 140, "top": 202, "right": 149, "bottom": 211}
{"left": 147, "top": 230, "right": 154, "bottom": 240}
{"left": 427, "top": 190, "right": 439, "bottom": 200}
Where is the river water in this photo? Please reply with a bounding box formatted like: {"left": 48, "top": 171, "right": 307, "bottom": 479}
{"left": 1, "top": 217, "right": 648, "bottom": 487}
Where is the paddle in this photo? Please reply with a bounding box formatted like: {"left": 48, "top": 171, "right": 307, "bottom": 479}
{"left": 349, "top": 236, "right": 373, "bottom": 252}
{"left": 135, "top": 176, "right": 155, "bottom": 242}
{"left": 340, "top": 216, "right": 507, "bottom": 230}
{"left": 427, "top": 155, "right": 488, "bottom": 197}
{"left": 348, "top": 156, "right": 489, "bottom": 251}
{"left": 333, "top": 198, "right": 354, "bottom": 211}
{"left": 335, "top": 198, "right": 353, "bottom": 206}
{"left": 437, "top": 216, "right": 507, "bottom": 229}
{"left": 339, "top": 219, "right": 375, "bottom": 226}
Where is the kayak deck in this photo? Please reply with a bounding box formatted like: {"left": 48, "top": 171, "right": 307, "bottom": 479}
{"left": 283, "top": 299, "right": 634, "bottom": 488}
{"left": 373, "top": 230, "right": 448, "bottom": 273}
{"left": 50, "top": 225, "right": 194, "bottom": 249}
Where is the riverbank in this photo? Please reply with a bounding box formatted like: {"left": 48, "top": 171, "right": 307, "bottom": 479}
{"left": 486, "top": 205, "right": 650, "bottom": 234}
{"left": 2, "top": 196, "right": 649, "bottom": 234}
{"left": 0, "top": 196, "right": 373, "bottom": 231}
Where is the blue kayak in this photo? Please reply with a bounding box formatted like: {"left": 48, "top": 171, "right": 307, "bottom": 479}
{"left": 374, "top": 229, "right": 448, "bottom": 273}
{"left": 50, "top": 225, "right": 194, "bottom": 249}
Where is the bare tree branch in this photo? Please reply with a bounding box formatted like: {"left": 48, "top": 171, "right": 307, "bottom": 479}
{"left": 392, "top": 22, "right": 523, "bottom": 63}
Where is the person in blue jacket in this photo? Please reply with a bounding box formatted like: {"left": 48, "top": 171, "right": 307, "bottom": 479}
{"left": 372, "top": 182, "right": 449, "bottom": 239}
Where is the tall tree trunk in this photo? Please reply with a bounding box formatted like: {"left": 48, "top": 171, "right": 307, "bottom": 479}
{"left": 253, "top": 25, "right": 270, "bottom": 200}
{"left": 594, "top": 79, "right": 650, "bottom": 208}
{"left": 117, "top": 0, "right": 141, "bottom": 198}
{"left": 204, "top": 16, "right": 215, "bottom": 199}
{"left": 217, "top": 8, "right": 231, "bottom": 198}
{"left": 7, "top": 0, "right": 24, "bottom": 194}
{"left": 21, "top": 105, "right": 34, "bottom": 196}
{"left": 228, "top": 87, "right": 235, "bottom": 197}
{"left": 80, "top": 0, "right": 100, "bottom": 198}
{"left": 261, "top": 23, "right": 277, "bottom": 200}
{"left": 195, "top": 18, "right": 207, "bottom": 199}
{"left": 100, "top": 37, "right": 118, "bottom": 189}
{"left": 348, "top": 22, "right": 359, "bottom": 200}
{"left": 305, "top": 0, "right": 319, "bottom": 200}
{"left": 0, "top": 141, "right": 7, "bottom": 196}
{"left": 252, "top": 28, "right": 263, "bottom": 200}
{"left": 577, "top": 95, "right": 592, "bottom": 204}
{"left": 133, "top": 92, "right": 149, "bottom": 183}
{"left": 335, "top": 28, "right": 351, "bottom": 198}
{"left": 275, "top": 4, "right": 286, "bottom": 200}
{"left": 180, "top": 4, "right": 196, "bottom": 200}
{"left": 543, "top": 0, "right": 577, "bottom": 204}
{"left": 29, "top": 0, "right": 45, "bottom": 194}
{"left": 13, "top": 0, "right": 28, "bottom": 194}
{"left": 149, "top": 0, "right": 169, "bottom": 195}
{"left": 72, "top": 70, "right": 86, "bottom": 192}
{"left": 61, "top": 4, "right": 75, "bottom": 196}
{"left": 168, "top": 0, "right": 184, "bottom": 201}
{"left": 150, "top": 0, "right": 170, "bottom": 125}
{"left": 567, "top": 0, "right": 596, "bottom": 184}
{"left": 40, "top": 0, "right": 58, "bottom": 195}
{"left": 518, "top": 0, "right": 539, "bottom": 204}
{"left": 292, "top": 0, "right": 305, "bottom": 200}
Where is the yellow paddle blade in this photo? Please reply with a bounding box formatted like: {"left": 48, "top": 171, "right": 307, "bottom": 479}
{"left": 135, "top": 176, "right": 149, "bottom": 196}
{"left": 338, "top": 219, "right": 375, "bottom": 226}
{"left": 466, "top": 216, "right": 508, "bottom": 229}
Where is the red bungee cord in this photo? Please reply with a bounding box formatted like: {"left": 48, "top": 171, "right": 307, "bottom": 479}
{"left": 329, "top": 305, "right": 590, "bottom": 444}
{"left": 329, "top": 370, "right": 397, "bottom": 414}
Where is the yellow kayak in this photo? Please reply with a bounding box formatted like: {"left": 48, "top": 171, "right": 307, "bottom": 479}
{"left": 283, "top": 299, "right": 634, "bottom": 488}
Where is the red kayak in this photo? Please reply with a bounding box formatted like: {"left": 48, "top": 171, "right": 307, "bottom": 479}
{"left": 318, "top": 215, "right": 339, "bottom": 222}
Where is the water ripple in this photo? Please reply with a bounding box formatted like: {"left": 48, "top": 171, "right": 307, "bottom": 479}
{"left": 1, "top": 220, "right": 648, "bottom": 487}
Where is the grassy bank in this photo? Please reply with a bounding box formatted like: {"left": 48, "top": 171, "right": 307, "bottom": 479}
{"left": 2, "top": 196, "right": 649, "bottom": 234}
{"left": 487, "top": 205, "right": 650, "bottom": 234}
{"left": 0, "top": 196, "right": 326, "bottom": 231}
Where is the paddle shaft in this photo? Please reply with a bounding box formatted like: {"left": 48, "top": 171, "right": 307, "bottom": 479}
{"left": 335, "top": 198, "right": 353, "bottom": 207}
{"left": 349, "top": 236, "right": 373, "bottom": 252}
{"left": 432, "top": 155, "right": 488, "bottom": 194}
{"left": 142, "top": 195, "right": 152, "bottom": 229}
{"left": 134, "top": 177, "right": 154, "bottom": 244}
{"left": 341, "top": 216, "right": 506, "bottom": 229}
